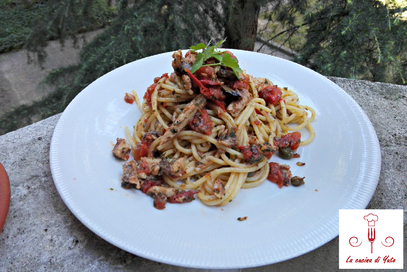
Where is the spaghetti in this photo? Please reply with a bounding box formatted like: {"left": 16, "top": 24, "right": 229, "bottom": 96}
{"left": 113, "top": 45, "right": 315, "bottom": 210}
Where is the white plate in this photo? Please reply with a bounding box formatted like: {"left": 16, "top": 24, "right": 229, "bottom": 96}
{"left": 50, "top": 49, "right": 381, "bottom": 269}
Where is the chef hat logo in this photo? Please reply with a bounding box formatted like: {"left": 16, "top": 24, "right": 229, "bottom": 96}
{"left": 363, "top": 213, "right": 379, "bottom": 226}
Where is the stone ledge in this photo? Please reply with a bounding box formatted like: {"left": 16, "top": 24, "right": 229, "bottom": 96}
{"left": 0, "top": 77, "right": 406, "bottom": 271}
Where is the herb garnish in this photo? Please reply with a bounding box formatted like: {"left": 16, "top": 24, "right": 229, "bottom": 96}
{"left": 189, "top": 39, "right": 243, "bottom": 78}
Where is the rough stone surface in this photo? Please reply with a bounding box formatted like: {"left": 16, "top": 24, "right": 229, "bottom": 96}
{"left": 0, "top": 77, "right": 406, "bottom": 271}
{"left": 329, "top": 77, "right": 407, "bottom": 213}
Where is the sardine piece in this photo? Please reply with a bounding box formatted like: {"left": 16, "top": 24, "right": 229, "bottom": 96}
{"left": 226, "top": 89, "right": 252, "bottom": 118}
{"left": 112, "top": 138, "right": 131, "bottom": 160}
{"left": 160, "top": 94, "right": 207, "bottom": 148}
{"left": 121, "top": 161, "right": 140, "bottom": 189}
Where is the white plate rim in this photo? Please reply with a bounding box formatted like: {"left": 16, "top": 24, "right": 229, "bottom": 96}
{"left": 49, "top": 49, "right": 381, "bottom": 269}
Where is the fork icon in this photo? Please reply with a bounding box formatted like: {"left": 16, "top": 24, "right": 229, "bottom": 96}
{"left": 368, "top": 227, "right": 376, "bottom": 253}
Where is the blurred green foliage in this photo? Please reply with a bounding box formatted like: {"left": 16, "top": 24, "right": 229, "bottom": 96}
{"left": 0, "top": 1, "right": 47, "bottom": 53}
{"left": 295, "top": 0, "right": 407, "bottom": 84}
{"left": 1, "top": 0, "right": 407, "bottom": 135}
{"left": 261, "top": 0, "right": 407, "bottom": 84}
{"left": 0, "top": 0, "right": 224, "bottom": 134}
{"left": 0, "top": 0, "right": 116, "bottom": 54}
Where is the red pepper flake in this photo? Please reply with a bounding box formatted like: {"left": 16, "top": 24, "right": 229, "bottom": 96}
{"left": 296, "top": 162, "right": 306, "bottom": 166}
{"left": 237, "top": 216, "right": 248, "bottom": 221}
{"left": 254, "top": 120, "right": 260, "bottom": 125}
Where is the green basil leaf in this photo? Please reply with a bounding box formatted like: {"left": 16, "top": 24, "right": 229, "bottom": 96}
{"left": 222, "top": 53, "right": 239, "bottom": 68}
{"left": 203, "top": 46, "right": 214, "bottom": 60}
{"left": 231, "top": 67, "right": 243, "bottom": 78}
{"left": 190, "top": 43, "right": 206, "bottom": 52}
{"left": 212, "top": 53, "right": 223, "bottom": 62}
{"left": 190, "top": 53, "right": 204, "bottom": 73}
{"left": 189, "top": 39, "right": 242, "bottom": 78}
{"left": 222, "top": 53, "right": 242, "bottom": 78}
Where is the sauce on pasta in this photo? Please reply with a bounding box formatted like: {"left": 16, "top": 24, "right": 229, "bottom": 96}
{"left": 112, "top": 45, "right": 316, "bottom": 210}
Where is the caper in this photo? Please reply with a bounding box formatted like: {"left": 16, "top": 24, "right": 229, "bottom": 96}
{"left": 291, "top": 176, "right": 305, "bottom": 187}
{"left": 278, "top": 147, "right": 293, "bottom": 159}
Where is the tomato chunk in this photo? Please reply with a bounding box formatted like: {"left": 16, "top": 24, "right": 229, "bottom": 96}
{"left": 188, "top": 109, "right": 213, "bottom": 135}
{"left": 143, "top": 83, "right": 156, "bottom": 107}
{"left": 153, "top": 195, "right": 167, "bottom": 210}
{"left": 133, "top": 132, "right": 157, "bottom": 160}
{"left": 267, "top": 162, "right": 292, "bottom": 188}
{"left": 137, "top": 161, "right": 151, "bottom": 175}
{"left": 140, "top": 179, "right": 163, "bottom": 194}
{"left": 231, "top": 75, "right": 249, "bottom": 90}
{"left": 143, "top": 73, "right": 168, "bottom": 106}
{"left": 200, "top": 86, "right": 225, "bottom": 101}
{"left": 124, "top": 93, "right": 135, "bottom": 104}
{"left": 167, "top": 190, "right": 199, "bottom": 203}
{"left": 211, "top": 98, "right": 226, "bottom": 112}
{"left": 200, "top": 86, "right": 226, "bottom": 111}
{"left": 199, "top": 79, "right": 222, "bottom": 86}
{"left": 238, "top": 145, "right": 264, "bottom": 164}
{"left": 274, "top": 131, "right": 301, "bottom": 151}
{"left": 194, "top": 66, "right": 216, "bottom": 79}
{"left": 134, "top": 143, "right": 148, "bottom": 161}
{"left": 259, "top": 85, "right": 282, "bottom": 105}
